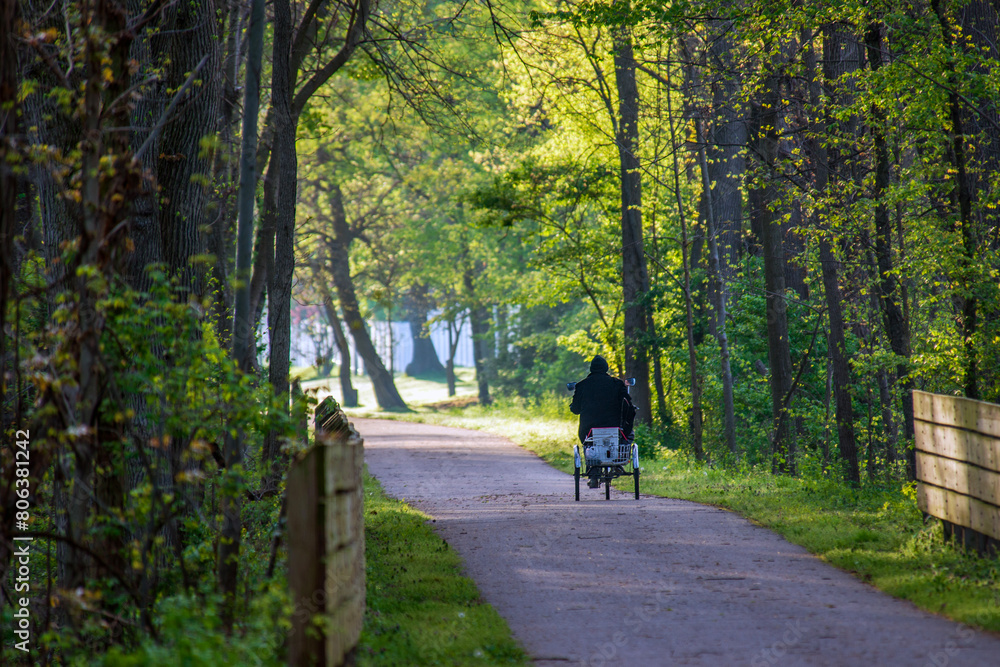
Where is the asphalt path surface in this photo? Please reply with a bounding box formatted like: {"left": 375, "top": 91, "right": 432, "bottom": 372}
{"left": 357, "top": 418, "right": 1000, "bottom": 666}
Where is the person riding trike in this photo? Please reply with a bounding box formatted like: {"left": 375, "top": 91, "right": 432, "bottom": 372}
{"left": 567, "top": 355, "right": 639, "bottom": 500}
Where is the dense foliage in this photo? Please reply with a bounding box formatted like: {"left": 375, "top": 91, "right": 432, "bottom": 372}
{"left": 4, "top": 0, "right": 1000, "bottom": 662}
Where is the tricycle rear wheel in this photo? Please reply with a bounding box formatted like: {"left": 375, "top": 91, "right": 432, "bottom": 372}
{"left": 574, "top": 466, "right": 580, "bottom": 501}
{"left": 633, "top": 468, "right": 640, "bottom": 499}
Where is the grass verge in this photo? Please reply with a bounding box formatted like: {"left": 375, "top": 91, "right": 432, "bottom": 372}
{"left": 355, "top": 398, "right": 1000, "bottom": 636}
{"left": 359, "top": 467, "right": 528, "bottom": 666}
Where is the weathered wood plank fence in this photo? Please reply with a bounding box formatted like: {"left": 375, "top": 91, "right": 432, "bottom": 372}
{"left": 913, "top": 390, "right": 1000, "bottom": 557}
{"left": 287, "top": 397, "right": 365, "bottom": 665}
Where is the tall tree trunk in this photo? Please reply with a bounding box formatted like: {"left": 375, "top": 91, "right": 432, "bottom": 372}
{"left": 155, "top": 0, "right": 220, "bottom": 299}
{"left": 876, "top": 367, "right": 899, "bottom": 471}
{"left": 706, "top": 19, "right": 747, "bottom": 275}
{"left": 750, "top": 68, "right": 796, "bottom": 473}
{"left": 246, "top": 0, "right": 371, "bottom": 346}
{"left": 0, "top": 0, "right": 19, "bottom": 592}
{"left": 328, "top": 185, "right": 407, "bottom": 410}
{"left": 125, "top": 11, "right": 163, "bottom": 296}
{"left": 697, "top": 119, "right": 737, "bottom": 456}
{"left": 223, "top": 0, "right": 267, "bottom": 630}
{"left": 206, "top": 0, "right": 245, "bottom": 344}
{"left": 613, "top": 19, "right": 652, "bottom": 424}
{"left": 866, "top": 21, "right": 915, "bottom": 478}
{"left": 805, "top": 25, "right": 862, "bottom": 484}
{"left": 665, "top": 59, "right": 703, "bottom": 460}
{"left": 22, "top": 17, "right": 77, "bottom": 288}
{"left": 59, "top": 0, "right": 135, "bottom": 594}
{"left": 958, "top": 2, "right": 1000, "bottom": 398}
{"left": 818, "top": 237, "right": 860, "bottom": 484}
{"left": 261, "top": 0, "right": 298, "bottom": 472}
{"left": 0, "top": 0, "right": 18, "bottom": 437}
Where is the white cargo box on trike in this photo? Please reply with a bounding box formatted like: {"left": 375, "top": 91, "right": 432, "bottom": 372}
{"left": 573, "top": 426, "right": 640, "bottom": 501}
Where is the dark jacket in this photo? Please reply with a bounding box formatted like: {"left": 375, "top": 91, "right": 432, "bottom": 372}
{"left": 570, "top": 371, "right": 631, "bottom": 443}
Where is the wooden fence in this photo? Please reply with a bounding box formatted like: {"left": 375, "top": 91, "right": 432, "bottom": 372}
{"left": 287, "top": 398, "right": 365, "bottom": 665}
{"left": 913, "top": 390, "right": 1000, "bottom": 557}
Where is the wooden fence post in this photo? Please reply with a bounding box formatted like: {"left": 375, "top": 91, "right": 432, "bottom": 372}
{"left": 287, "top": 397, "right": 365, "bottom": 665}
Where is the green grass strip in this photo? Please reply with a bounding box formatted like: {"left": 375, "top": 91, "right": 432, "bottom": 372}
{"left": 359, "top": 467, "right": 528, "bottom": 666}
{"left": 356, "top": 402, "right": 1000, "bottom": 635}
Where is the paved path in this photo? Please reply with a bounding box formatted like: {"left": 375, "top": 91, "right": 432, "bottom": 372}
{"left": 358, "top": 418, "right": 1000, "bottom": 666}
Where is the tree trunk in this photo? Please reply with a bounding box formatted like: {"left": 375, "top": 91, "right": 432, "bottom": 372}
{"left": 664, "top": 56, "right": 703, "bottom": 460}
{"left": 960, "top": 2, "right": 1000, "bottom": 251}
{"left": 206, "top": 0, "right": 245, "bottom": 344}
{"left": 818, "top": 237, "right": 860, "bottom": 484}
{"left": 803, "top": 25, "right": 862, "bottom": 484}
{"left": 22, "top": 34, "right": 77, "bottom": 287}
{"left": 750, "top": 69, "right": 796, "bottom": 474}
{"left": 446, "top": 315, "right": 464, "bottom": 397}
{"left": 463, "top": 270, "right": 492, "bottom": 406}
{"left": 124, "top": 1, "right": 163, "bottom": 295}
{"left": 320, "top": 285, "right": 358, "bottom": 407}
{"left": 959, "top": 5, "right": 1000, "bottom": 398}
{"left": 697, "top": 118, "right": 737, "bottom": 456}
{"left": 470, "top": 306, "right": 492, "bottom": 406}
{"left": 0, "top": 0, "right": 18, "bottom": 438}
{"left": 223, "top": 0, "right": 266, "bottom": 629}
{"left": 0, "top": 0, "right": 20, "bottom": 595}
{"left": 262, "top": 0, "right": 298, "bottom": 471}
{"left": 649, "top": 313, "right": 669, "bottom": 424}
{"left": 865, "top": 21, "right": 915, "bottom": 478}
{"left": 247, "top": 156, "right": 278, "bottom": 358}
{"left": 876, "top": 367, "right": 899, "bottom": 471}
{"left": 706, "top": 19, "right": 747, "bottom": 275}
{"left": 407, "top": 320, "right": 446, "bottom": 376}
{"left": 404, "top": 288, "right": 446, "bottom": 376}
{"left": 328, "top": 184, "right": 407, "bottom": 410}
{"left": 155, "top": 0, "right": 220, "bottom": 299}
{"left": 245, "top": 0, "right": 371, "bottom": 346}
{"left": 613, "top": 19, "right": 652, "bottom": 424}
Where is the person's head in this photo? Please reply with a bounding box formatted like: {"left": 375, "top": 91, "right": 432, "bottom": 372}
{"left": 590, "top": 355, "right": 609, "bottom": 374}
